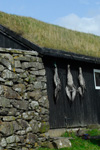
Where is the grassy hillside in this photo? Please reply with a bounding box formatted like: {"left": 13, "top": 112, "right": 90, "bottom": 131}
{"left": 0, "top": 11, "right": 100, "bottom": 57}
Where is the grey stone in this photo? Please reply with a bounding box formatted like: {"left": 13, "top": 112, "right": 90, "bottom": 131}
{"left": 28, "top": 75, "right": 36, "bottom": 83}
{"left": 15, "top": 56, "right": 31, "bottom": 62}
{"left": 22, "top": 111, "right": 34, "bottom": 120}
{"left": 29, "top": 120, "right": 39, "bottom": 133}
{"left": 13, "top": 78, "right": 23, "bottom": 83}
{"left": 0, "top": 58, "right": 12, "bottom": 70}
{"left": 15, "top": 135, "right": 20, "bottom": 142}
{"left": 13, "top": 121, "right": 22, "bottom": 132}
{"left": 8, "top": 108, "right": 17, "bottom": 116}
{"left": 0, "top": 65, "right": 4, "bottom": 71}
{"left": 40, "top": 107, "right": 49, "bottom": 115}
{"left": 13, "top": 84, "right": 26, "bottom": 93}
{"left": 41, "top": 82, "right": 47, "bottom": 89}
{"left": 6, "top": 143, "right": 17, "bottom": 148}
{"left": 18, "top": 136, "right": 25, "bottom": 143}
{"left": 28, "top": 90, "right": 41, "bottom": 100}
{"left": 0, "top": 85, "right": 4, "bottom": 95}
{"left": 30, "top": 70, "right": 39, "bottom": 75}
{"left": 36, "top": 57, "right": 42, "bottom": 63}
{"left": 16, "top": 130, "right": 26, "bottom": 135}
{"left": 26, "top": 126, "right": 32, "bottom": 133}
{"left": 20, "top": 71, "right": 29, "bottom": 78}
{"left": 3, "top": 116, "right": 16, "bottom": 121}
{"left": 25, "top": 50, "right": 38, "bottom": 56}
{"left": 26, "top": 133, "right": 37, "bottom": 144}
{"left": 38, "top": 76, "right": 47, "bottom": 82}
{"left": 30, "top": 56, "right": 37, "bottom": 62}
{"left": 12, "top": 100, "right": 29, "bottom": 110}
{"left": 2, "top": 53, "right": 14, "bottom": 62}
{"left": 39, "top": 96, "right": 49, "bottom": 109}
{"left": 42, "top": 90, "right": 48, "bottom": 96}
{"left": 41, "top": 115, "right": 49, "bottom": 122}
{"left": 52, "top": 138, "right": 72, "bottom": 149}
{"left": 23, "top": 93, "right": 29, "bottom": 99}
{"left": 17, "top": 119, "right": 29, "bottom": 129}
{"left": 22, "top": 62, "right": 44, "bottom": 69}
{"left": 6, "top": 135, "right": 16, "bottom": 144}
{"left": 0, "top": 77, "right": 5, "bottom": 82}
{"left": 30, "top": 101, "right": 39, "bottom": 110}
{"left": 22, "top": 62, "right": 34, "bottom": 69}
{"left": 35, "top": 62, "right": 44, "bottom": 69}
{"left": 34, "top": 81, "right": 42, "bottom": 89}
{"left": 38, "top": 69, "right": 46, "bottom": 76}
{"left": 39, "top": 122, "right": 49, "bottom": 133}
{"left": 2, "top": 69, "right": 18, "bottom": 79}
{"left": 0, "top": 122, "right": 14, "bottom": 136}
{"left": 0, "top": 108, "right": 9, "bottom": 115}
{"left": 0, "top": 138, "right": 7, "bottom": 147}
{"left": 15, "top": 60, "right": 21, "bottom": 68}
{"left": 41, "top": 141, "right": 55, "bottom": 149}
{"left": 2, "top": 86, "right": 22, "bottom": 99}
{"left": 30, "top": 68, "right": 38, "bottom": 71}
{"left": 34, "top": 112, "right": 41, "bottom": 120}
{"left": 5, "top": 81, "right": 13, "bottom": 86}
{"left": 15, "top": 68, "right": 24, "bottom": 73}
{"left": 0, "top": 97, "right": 11, "bottom": 108}
{"left": 26, "top": 84, "right": 34, "bottom": 91}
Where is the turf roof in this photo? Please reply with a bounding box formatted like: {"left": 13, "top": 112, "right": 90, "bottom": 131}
{"left": 0, "top": 11, "right": 100, "bottom": 58}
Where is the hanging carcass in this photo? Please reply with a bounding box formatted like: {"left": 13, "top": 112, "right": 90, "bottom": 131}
{"left": 65, "top": 65, "right": 77, "bottom": 101}
{"left": 78, "top": 67, "right": 86, "bottom": 96}
{"left": 54, "top": 64, "right": 61, "bottom": 101}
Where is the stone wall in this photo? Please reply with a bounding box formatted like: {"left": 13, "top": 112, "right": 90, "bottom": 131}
{"left": 0, "top": 48, "right": 49, "bottom": 150}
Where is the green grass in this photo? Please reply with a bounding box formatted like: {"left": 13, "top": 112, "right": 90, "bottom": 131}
{"left": 1, "top": 11, "right": 100, "bottom": 57}
{"left": 38, "top": 129, "right": 100, "bottom": 150}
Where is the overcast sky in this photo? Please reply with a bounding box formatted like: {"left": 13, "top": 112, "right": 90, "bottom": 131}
{"left": 0, "top": 0, "right": 100, "bottom": 36}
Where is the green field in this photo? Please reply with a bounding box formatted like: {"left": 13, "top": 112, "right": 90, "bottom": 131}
{"left": 1, "top": 11, "right": 100, "bottom": 58}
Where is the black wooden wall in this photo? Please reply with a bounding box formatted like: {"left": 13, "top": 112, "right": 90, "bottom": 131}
{"left": 43, "top": 56, "right": 100, "bottom": 129}
{"left": 0, "top": 32, "right": 29, "bottom": 50}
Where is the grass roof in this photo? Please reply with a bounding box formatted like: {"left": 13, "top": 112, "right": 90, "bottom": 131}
{"left": 0, "top": 11, "right": 100, "bottom": 58}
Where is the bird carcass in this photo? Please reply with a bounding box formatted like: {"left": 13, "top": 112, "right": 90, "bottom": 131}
{"left": 78, "top": 67, "right": 86, "bottom": 96}
{"left": 54, "top": 64, "right": 61, "bottom": 101}
{"left": 65, "top": 65, "right": 77, "bottom": 101}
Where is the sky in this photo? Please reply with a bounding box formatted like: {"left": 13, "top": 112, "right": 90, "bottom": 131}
{"left": 0, "top": 0, "right": 100, "bottom": 36}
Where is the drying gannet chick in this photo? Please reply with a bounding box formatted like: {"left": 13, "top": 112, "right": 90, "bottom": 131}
{"left": 65, "top": 86, "right": 71, "bottom": 101}
{"left": 78, "top": 87, "right": 83, "bottom": 96}
{"left": 67, "top": 65, "right": 74, "bottom": 88}
{"left": 65, "top": 64, "right": 77, "bottom": 101}
{"left": 72, "top": 86, "right": 77, "bottom": 101}
{"left": 54, "top": 64, "right": 61, "bottom": 100}
{"left": 78, "top": 67, "right": 86, "bottom": 96}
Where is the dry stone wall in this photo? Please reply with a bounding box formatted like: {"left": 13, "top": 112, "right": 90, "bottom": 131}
{"left": 0, "top": 48, "right": 49, "bottom": 150}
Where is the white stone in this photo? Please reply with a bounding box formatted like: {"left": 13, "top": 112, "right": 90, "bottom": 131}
{"left": 53, "top": 138, "right": 72, "bottom": 149}
{"left": 26, "top": 126, "right": 32, "bottom": 133}
{"left": 0, "top": 138, "right": 7, "bottom": 147}
{"left": 15, "top": 135, "right": 20, "bottom": 142}
{"left": 30, "top": 101, "right": 39, "bottom": 109}
{"left": 6, "top": 135, "right": 16, "bottom": 144}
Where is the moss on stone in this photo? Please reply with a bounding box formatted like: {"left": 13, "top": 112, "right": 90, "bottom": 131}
{"left": 39, "top": 122, "right": 50, "bottom": 133}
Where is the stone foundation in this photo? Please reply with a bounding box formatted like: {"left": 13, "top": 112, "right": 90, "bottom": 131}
{"left": 0, "top": 48, "right": 49, "bottom": 150}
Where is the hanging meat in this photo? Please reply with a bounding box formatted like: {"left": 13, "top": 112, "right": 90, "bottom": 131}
{"left": 65, "top": 65, "right": 77, "bottom": 101}
{"left": 78, "top": 67, "right": 86, "bottom": 96}
{"left": 54, "top": 64, "right": 61, "bottom": 101}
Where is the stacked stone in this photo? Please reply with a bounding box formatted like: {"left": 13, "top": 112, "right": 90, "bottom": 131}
{"left": 0, "top": 48, "right": 49, "bottom": 150}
